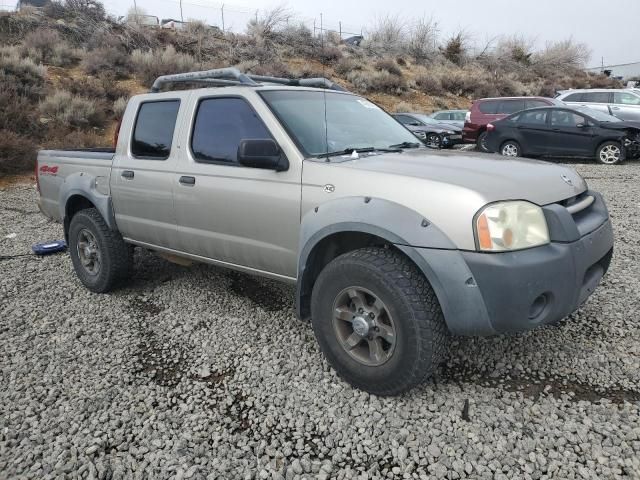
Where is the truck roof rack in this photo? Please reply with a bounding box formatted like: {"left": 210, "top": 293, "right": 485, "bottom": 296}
{"left": 150, "top": 67, "right": 347, "bottom": 93}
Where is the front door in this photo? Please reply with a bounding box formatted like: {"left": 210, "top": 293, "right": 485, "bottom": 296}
{"left": 173, "top": 95, "right": 301, "bottom": 278}
{"left": 546, "top": 109, "right": 595, "bottom": 156}
{"left": 110, "top": 98, "right": 183, "bottom": 248}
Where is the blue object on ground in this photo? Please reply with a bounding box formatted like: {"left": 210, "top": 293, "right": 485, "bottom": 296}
{"left": 32, "top": 240, "right": 67, "bottom": 255}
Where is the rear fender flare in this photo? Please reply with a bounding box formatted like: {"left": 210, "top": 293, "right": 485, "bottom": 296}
{"left": 58, "top": 173, "right": 117, "bottom": 231}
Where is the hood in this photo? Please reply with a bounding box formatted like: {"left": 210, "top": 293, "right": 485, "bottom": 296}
{"left": 330, "top": 148, "right": 587, "bottom": 206}
{"left": 600, "top": 120, "right": 640, "bottom": 131}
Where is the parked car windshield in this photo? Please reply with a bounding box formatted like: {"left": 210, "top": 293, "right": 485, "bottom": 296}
{"left": 575, "top": 107, "right": 622, "bottom": 123}
{"left": 412, "top": 114, "right": 443, "bottom": 125}
{"left": 259, "top": 90, "right": 420, "bottom": 156}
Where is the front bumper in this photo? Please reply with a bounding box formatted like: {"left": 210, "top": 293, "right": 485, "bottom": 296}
{"left": 403, "top": 191, "right": 613, "bottom": 336}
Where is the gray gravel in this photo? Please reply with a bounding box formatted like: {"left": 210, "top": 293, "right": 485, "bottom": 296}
{"left": 1, "top": 163, "right": 639, "bottom": 480}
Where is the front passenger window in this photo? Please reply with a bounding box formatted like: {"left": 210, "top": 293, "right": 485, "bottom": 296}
{"left": 191, "top": 97, "right": 273, "bottom": 164}
{"left": 550, "top": 110, "right": 585, "bottom": 127}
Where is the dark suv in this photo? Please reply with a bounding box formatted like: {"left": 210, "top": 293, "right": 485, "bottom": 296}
{"left": 464, "top": 97, "right": 561, "bottom": 152}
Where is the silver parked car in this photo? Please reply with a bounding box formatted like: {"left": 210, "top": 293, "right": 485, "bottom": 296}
{"left": 556, "top": 89, "right": 640, "bottom": 122}
{"left": 429, "top": 109, "right": 468, "bottom": 129}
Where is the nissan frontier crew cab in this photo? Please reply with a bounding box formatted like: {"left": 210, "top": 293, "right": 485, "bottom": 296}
{"left": 36, "top": 68, "right": 614, "bottom": 396}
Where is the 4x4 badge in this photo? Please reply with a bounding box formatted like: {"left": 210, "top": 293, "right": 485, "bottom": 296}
{"left": 323, "top": 184, "right": 335, "bottom": 193}
{"left": 561, "top": 174, "right": 573, "bottom": 186}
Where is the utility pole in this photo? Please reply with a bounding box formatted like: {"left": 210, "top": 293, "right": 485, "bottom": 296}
{"left": 221, "top": 4, "right": 225, "bottom": 33}
{"left": 179, "top": 0, "right": 183, "bottom": 22}
{"left": 320, "top": 12, "right": 323, "bottom": 41}
{"left": 133, "top": 0, "right": 139, "bottom": 23}
{"left": 339, "top": 21, "right": 342, "bottom": 39}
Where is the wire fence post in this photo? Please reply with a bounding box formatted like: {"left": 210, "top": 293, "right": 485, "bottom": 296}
{"left": 133, "top": 0, "right": 139, "bottom": 24}
{"left": 221, "top": 4, "right": 225, "bottom": 33}
{"left": 313, "top": 18, "right": 316, "bottom": 38}
{"left": 339, "top": 21, "right": 342, "bottom": 39}
{"left": 179, "top": 0, "right": 183, "bottom": 22}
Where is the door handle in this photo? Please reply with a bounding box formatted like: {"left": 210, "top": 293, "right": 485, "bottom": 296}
{"left": 179, "top": 176, "right": 196, "bottom": 186}
{"left": 121, "top": 170, "right": 134, "bottom": 179}
{"left": 611, "top": 106, "right": 620, "bottom": 110}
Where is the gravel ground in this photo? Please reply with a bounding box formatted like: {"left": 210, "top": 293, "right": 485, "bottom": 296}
{"left": 1, "top": 163, "right": 639, "bottom": 480}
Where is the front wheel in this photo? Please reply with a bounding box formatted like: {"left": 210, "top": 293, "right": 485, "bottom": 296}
{"left": 500, "top": 140, "right": 521, "bottom": 157}
{"left": 596, "top": 141, "right": 622, "bottom": 165}
{"left": 425, "top": 133, "right": 441, "bottom": 148}
{"left": 310, "top": 247, "right": 448, "bottom": 396}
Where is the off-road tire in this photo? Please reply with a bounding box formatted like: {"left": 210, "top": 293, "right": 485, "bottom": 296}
{"left": 476, "top": 131, "right": 490, "bottom": 152}
{"left": 69, "top": 208, "right": 132, "bottom": 293}
{"left": 310, "top": 247, "right": 448, "bottom": 396}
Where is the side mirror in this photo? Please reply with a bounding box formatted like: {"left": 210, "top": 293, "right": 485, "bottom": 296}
{"left": 237, "top": 139, "right": 288, "bottom": 172}
{"left": 409, "top": 121, "right": 422, "bottom": 126}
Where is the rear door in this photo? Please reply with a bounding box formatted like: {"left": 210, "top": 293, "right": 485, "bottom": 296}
{"left": 110, "top": 96, "right": 184, "bottom": 248}
{"left": 611, "top": 91, "right": 640, "bottom": 121}
{"left": 172, "top": 92, "right": 302, "bottom": 278}
{"left": 510, "top": 109, "right": 550, "bottom": 155}
{"left": 546, "top": 109, "right": 595, "bottom": 156}
{"left": 578, "top": 91, "right": 612, "bottom": 114}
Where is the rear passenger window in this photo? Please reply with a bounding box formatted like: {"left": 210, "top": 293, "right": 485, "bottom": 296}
{"left": 526, "top": 100, "right": 549, "bottom": 109}
{"left": 499, "top": 100, "right": 525, "bottom": 114}
{"left": 562, "top": 93, "right": 583, "bottom": 102}
{"left": 131, "top": 100, "right": 180, "bottom": 159}
{"left": 478, "top": 100, "right": 500, "bottom": 114}
{"left": 191, "top": 97, "right": 272, "bottom": 164}
{"left": 582, "top": 92, "right": 611, "bottom": 103}
{"left": 517, "top": 110, "right": 548, "bottom": 124}
{"left": 434, "top": 113, "right": 448, "bottom": 120}
{"left": 613, "top": 92, "right": 640, "bottom": 105}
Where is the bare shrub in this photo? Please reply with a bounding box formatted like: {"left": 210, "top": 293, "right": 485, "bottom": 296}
{"left": 247, "top": 5, "right": 292, "bottom": 41}
{"left": 407, "top": 17, "right": 438, "bottom": 62}
{"left": 496, "top": 35, "right": 534, "bottom": 67}
{"left": 414, "top": 73, "right": 444, "bottom": 96}
{"left": 113, "top": 97, "right": 128, "bottom": 118}
{"left": 375, "top": 58, "right": 402, "bottom": 76}
{"left": 40, "top": 91, "right": 104, "bottom": 128}
{"left": 0, "top": 130, "right": 37, "bottom": 175}
{"left": 64, "top": 0, "right": 106, "bottom": 22}
{"left": 289, "top": 62, "right": 325, "bottom": 79}
{"left": 0, "top": 84, "right": 36, "bottom": 134}
{"left": 365, "top": 15, "right": 406, "bottom": 54}
{"left": 23, "top": 28, "right": 60, "bottom": 64}
{"left": 244, "top": 61, "right": 292, "bottom": 78}
{"left": 346, "top": 69, "right": 408, "bottom": 94}
{"left": 315, "top": 46, "right": 343, "bottom": 64}
{"left": 393, "top": 101, "right": 414, "bottom": 113}
{"left": 0, "top": 47, "right": 46, "bottom": 99}
{"left": 533, "top": 38, "right": 591, "bottom": 74}
{"left": 440, "top": 32, "right": 469, "bottom": 66}
{"left": 334, "top": 57, "right": 362, "bottom": 76}
{"left": 44, "top": 127, "right": 111, "bottom": 150}
{"left": 587, "top": 74, "right": 623, "bottom": 89}
{"left": 280, "top": 24, "right": 319, "bottom": 58}
{"left": 82, "top": 47, "right": 132, "bottom": 79}
{"left": 131, "top": 46, "right": 196, "bottom": 87}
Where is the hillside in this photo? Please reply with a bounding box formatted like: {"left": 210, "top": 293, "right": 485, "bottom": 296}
{"left": 0, "top": 0, "right": 622, "bottom": 175}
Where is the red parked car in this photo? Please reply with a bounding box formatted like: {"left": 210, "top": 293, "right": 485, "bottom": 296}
{"left": 463, "top": 97, "right": 562, "bottom": 152}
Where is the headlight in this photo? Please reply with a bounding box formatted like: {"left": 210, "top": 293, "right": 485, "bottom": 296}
{"left": 474, "top": 201, "right": 549, "bottom": 252}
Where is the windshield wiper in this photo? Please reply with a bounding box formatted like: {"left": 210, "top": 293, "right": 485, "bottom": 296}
{"left": 317, "top": 146, "right": 402, "bottom": 159}
{"left": 388, "top": 141, "right": 421, "bottom": 149}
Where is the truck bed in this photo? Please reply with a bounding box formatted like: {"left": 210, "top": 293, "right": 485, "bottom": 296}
{"left": 37, "top": 149, "right": 116, "bottom": 223}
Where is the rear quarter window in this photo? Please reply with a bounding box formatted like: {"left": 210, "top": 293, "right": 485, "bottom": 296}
{"left": 498, "top": 100, "right": 525, "bottom": 114}
{"left": 478, "top": 100, "right": 500, "bottom": 114}
{"left": 562, "top": 93, "right": 583, "bottom": 102}
{"left": 131, "top": 100, "right": 180, "bottom": 159}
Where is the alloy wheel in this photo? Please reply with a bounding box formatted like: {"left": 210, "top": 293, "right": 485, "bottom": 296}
{"left": 502, "top": 143, "right": 519, "bottom": 157}
{"left": 76, "top": 228, "right": 101, "bottom": 275}
{"left": 599, "top": 144, "right": 621, "bottom": 164}
{"left": 332, "top": 287, "right": 396, "bottom": 366}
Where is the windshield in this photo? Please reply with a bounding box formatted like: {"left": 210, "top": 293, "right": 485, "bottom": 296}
{"left": 259, "top": 90, "right": 420, "bottom": 156}
{"left": 575, "top": 106, "right": 621, "bottom": 123}
{"left": 413, "top": 114, "right": 441, "bottom": 125}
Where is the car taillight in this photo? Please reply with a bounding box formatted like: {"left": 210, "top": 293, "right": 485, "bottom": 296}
{"left": 35, "top": 158, "right": 40, "bottom": 193}
{"left": 487, "top": 123, "right": 495, "bottom": 132}
{"left": 113, "top": 118, "right": 123, "bottom": 149}
{"left": 465, "top": 111, "right": 471, "bottom": 123}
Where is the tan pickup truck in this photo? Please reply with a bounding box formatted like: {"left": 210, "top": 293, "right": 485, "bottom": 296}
{"left": 36, "top": 68, "right": 614, "bottom": 395}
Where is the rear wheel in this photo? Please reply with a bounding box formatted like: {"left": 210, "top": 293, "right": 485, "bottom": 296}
{"left": 69, "top": 208, "right": 132, "bottom": 293}
{"left": 596, "top": 141, "right": 622, "bottom": 165}
{"left": 310, "top": 247, "right": 448, "bottom": 396}
{"left": 500, "top": 140, "right": 521, "bottom": 157}
{"left": 476, "top": 131, "right": 489, "bottom": 152}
